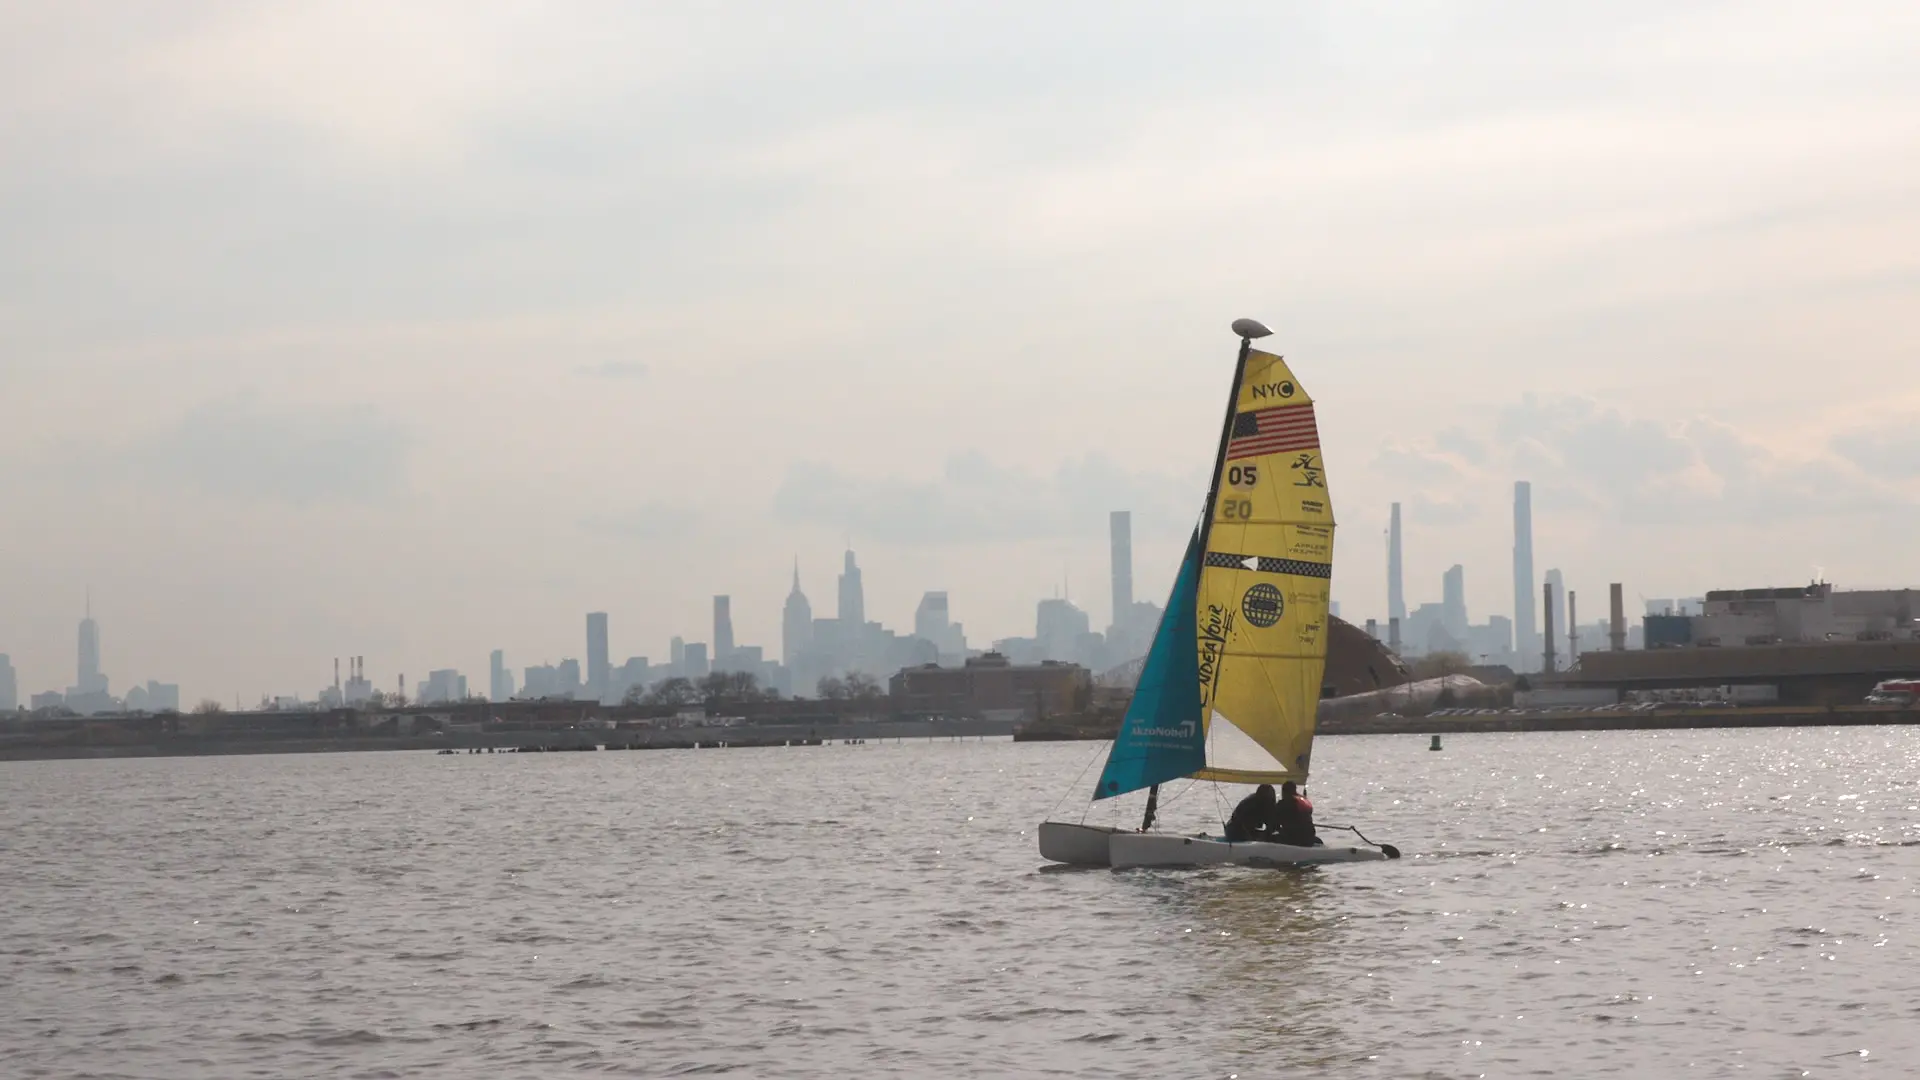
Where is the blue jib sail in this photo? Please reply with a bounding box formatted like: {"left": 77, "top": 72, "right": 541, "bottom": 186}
{"left": 1092, "top": 529, "right": 1207, "bottom": 800}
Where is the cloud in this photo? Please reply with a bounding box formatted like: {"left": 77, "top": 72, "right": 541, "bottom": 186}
{"left": 579, "top": 499, "right": 702, "bottom": 541}
{"left": 574, "top": 360, "right": 648, "bottom": 380}
{"left": 116, "top": 394, "right": 413, "bottom": 505}
{"left": 1391, "top": 394, "right": 1920, "bottom": 527}
{"left": 1831, "top": 418, "right": 1920, "bottom": 479}
{"left": 772, "top": 452, "right": 1201, "bottom": 546}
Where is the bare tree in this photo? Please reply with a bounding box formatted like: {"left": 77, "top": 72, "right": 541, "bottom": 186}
{"left": 699, "top": 671, "right": 765, "bottom": 707}
{"left": 644, "top": 677, "right": 699, "bottom": 707}
{"left": 816, "top": 675, "right": 848, "bottom": 701}
{"left": 844, "top": 672, "right": 884, "bottom": 701}
{"left": 1411, "top": 651, "right": 1472, "bottom": 680}
{"left": 192, "top": 699, "right": 226, "bottom": 715}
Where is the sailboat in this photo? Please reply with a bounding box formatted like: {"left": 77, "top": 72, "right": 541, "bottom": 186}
{"left": 1037, "top": 318, "right": 1400, "bottom": 870}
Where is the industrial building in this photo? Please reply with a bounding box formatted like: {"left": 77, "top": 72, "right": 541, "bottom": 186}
{"left": 889, "top": 652, "right": 1091, "bottom": 719}
{"left": 1645, "top": 584, "right": 1918, "bottom": 648}
{"left": 1567, "top": 583, "right": 1920, "bottom": 705}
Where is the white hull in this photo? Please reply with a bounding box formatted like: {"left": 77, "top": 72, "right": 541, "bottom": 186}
{"left": 1109, "top": 831, "right": 1389, "bottom": 870}
{"left": 1037, "top": 821, "right": 1126, "bottom": 866}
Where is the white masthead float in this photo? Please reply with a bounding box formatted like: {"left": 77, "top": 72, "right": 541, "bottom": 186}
{"left": 1037, "top": 318, "right": 1401, "bottom": 869}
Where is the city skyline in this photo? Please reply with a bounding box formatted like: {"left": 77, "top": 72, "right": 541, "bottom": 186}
{"left": 15, "top": 469, "right": 1896, "bottom": 707}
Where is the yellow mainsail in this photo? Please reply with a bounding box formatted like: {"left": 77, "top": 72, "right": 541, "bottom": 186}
{"left": 1191, "top": 348, "right": 1334, "bottom": 785}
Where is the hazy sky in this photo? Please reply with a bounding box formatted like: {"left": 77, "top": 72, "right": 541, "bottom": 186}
{"left": 4, "top": 2, "right": 1919, "bottom": 702}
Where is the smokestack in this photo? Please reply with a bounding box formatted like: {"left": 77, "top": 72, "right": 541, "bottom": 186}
{"left": 1568, "top": 590, "right": 1579, "bottom": 660}
{"left": 1609, "top": 583, "right": 1626, "bottom": 651}
{"left": 1387, "top": 503, "right": 1406, "bottom": 624}
{"left": 1543, "top": 583, "right": 1557, "bottom": 673}
{"left": 1388, "top": 616, "right": 1402, "bottom": 653}
{"left": 1513, "top": 481, "right": 1536, "bottom": 661}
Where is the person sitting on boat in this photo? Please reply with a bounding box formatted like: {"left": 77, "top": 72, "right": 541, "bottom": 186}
{"left": 1224, "top": 784, "right": 1280, "bottom": 843}
{"left": 1269, "top": 781, "right": 1322, "bottom": 846}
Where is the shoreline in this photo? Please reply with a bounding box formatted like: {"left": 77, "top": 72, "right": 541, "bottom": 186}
{"left": 8, "top": 708, "right": 1917, "bottom": 761}
{"left": 0, "top": 717, "right": 1016, "bottom": 763}
{"left": 1015, "top": 704, "right": 1920, "bottom": 741}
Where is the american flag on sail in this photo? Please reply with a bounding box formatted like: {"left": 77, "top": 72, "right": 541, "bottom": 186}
{"left": 1226, "top": 403, "right": 1318, "bottom": 461}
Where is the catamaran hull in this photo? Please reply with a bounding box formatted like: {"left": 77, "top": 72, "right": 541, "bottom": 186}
{"left": 1037, "top": 822, "right": 1126, "bottom": 866}
{"left": 1109, "top": 832, "right": 1389, "bottom": 870}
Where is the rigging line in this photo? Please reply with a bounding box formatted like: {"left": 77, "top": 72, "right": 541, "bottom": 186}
{"left": 1152, "top": 778, "right": 1202, "bottom": 811}
{"left": 1041, "top": 738, "right": 1113, "bottom": 824}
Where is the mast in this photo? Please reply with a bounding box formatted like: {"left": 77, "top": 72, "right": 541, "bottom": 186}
{"left": 1140, "top": 317, "right": 1269, "bottom": 832}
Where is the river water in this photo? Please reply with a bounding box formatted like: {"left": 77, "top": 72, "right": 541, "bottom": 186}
{"left": 3, "top": 728, "right": 1916, "bottom": 1079}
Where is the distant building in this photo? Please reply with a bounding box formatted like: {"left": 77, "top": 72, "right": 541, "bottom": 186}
{"left": 683, "top": 643, "right": 709, "bottom": 679}
{"left": 0, "top": 653, "right": 15, "bottom": 712}
{"left": 990, "top": 635, "right": 1042, "bottom": 666}
{"left": 838, "top": 549, "right": 865, "bottom": 626}
{"left": 782, "top": 561, "right": 813, "bottom": 671}
{"left": 1036, "top": 598, "right": 1091, "bottom": 664}
{"left": 1465, "top": 616, "right": 1514, "bottom": 663}
{"left": 1569, "top": 583, "right": 1920, "bottom": 705}
{"left": 343, "top": 656, "right": 373, "bottom": 706}
{"left": 30, "top": 690, "right": 65, "bottom": 712}
{"left": 1667, "top": 584, "right": 1918, "bottom": 647}
{"left": 490, "top": 650, "right": 514, "bottom": 703}
{"left": 522, "top": 664, "right": 561, "bottom": 699}
{"left": 613, "top": 657, "right": 651, "bottom": 702}
{"left": 1402, "top": 601, "right": 1457, "bottom": 656}
{"left": 1388, "top": 502, "right": 1406, "bottom": 624}
{"left": 713, "top": 596, "right": 735, "bottom": 669}
{"left": 1512, "top": 481, "right": 1537, "bottom": 667}
{"left": 586, "top": 613, "right": 610, "bottom": 701}
{"left": 914, "top": 591, "right": 967, "bottom": 665}
{"left": 556, "top": 658, "right": 582, "bottom": 697}
{"left": 1442, "top": 564, "right": 1467, "bottom": 643}
{"left": 420, "top": 669, "right": 468, "bottom": 704}
{"left": 76, "top": 600, "right": 107, "bottom": 697}
{"left": 889, "top": 652, "right": 1090, "bottom": 720}
{"left": 124, "top": 680, "right": 180, "bottom": 713}
{"left": 1110, "top": 511, "right": 1133, "bottom": 622}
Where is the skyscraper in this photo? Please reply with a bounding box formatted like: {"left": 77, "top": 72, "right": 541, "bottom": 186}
{"left": 76, "top": 596, "right": 106, "bottom": 696}
{"left": 1387, "top": 503, "right": 1406, "bottom": 624}
{"left": 915, "top": 591, "right": 950, "bottom": 642}
{"left": 684, "top": 642, "right": 710, "bottom": 679}
{"left": 838, "top": 549, "right": 865, "bottom": 626}
{"left": 0, "top": 653, "right": 16, "bottom": 712}
{"left": 782, "top": 561, "right": 812, "bottom": 670}
{"left": 586, "top": 612, "right": 609, "bottom": 700}
{"left": 1512, "top": 481, "right": 1536, "bottom": 665}
{"left": 1109, "top": 511, "right": 1133, "bottom": 628}
{"left": 1441, "top": 564, "right": 1467, "bottom": 641}
{"left": 489, "top": 649, "right": 514, "bottom": 702}
{"left": 1036, "top": 597, "right": 1091, "bottom": 662}
{"left": 713, "top": 596, "right": 734, "bottom": 667}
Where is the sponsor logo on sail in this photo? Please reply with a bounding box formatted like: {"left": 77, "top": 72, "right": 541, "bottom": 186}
{"left": 1129, "top": 719, "right": 1198, "bottom": 741}
{"left": 1197, "top": 603, "right": 1235, "bottom": 698}
{"left": 1241, "top": 583, "right": 1284, "bottom": 628}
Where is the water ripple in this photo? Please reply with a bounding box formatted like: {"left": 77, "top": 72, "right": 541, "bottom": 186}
{"left": 3, "top": 728, "right": 1917, "bottom": 1078}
